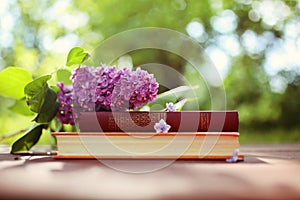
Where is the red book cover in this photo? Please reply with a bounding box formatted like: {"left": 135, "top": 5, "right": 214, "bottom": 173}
{"left": 77, "top": 111, "right": 238, "bottom": 132}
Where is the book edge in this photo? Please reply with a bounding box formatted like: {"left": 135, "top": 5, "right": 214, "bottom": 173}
{"left": 53, "top": 155, "right": 244, "bottom": 160}
{"left": 52, "top": 132, "right": 240, "bottom": 137}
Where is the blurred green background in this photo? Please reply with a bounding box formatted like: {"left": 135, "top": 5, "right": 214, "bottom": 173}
{"left": 0, "top": 0, "right": 299, "bottom": 144}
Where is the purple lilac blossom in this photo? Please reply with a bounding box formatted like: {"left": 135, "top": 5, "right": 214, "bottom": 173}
{"left": 72, "top": 66, "right": 158, "bottom": 111}
{"left": 111, "top": 67, "right": 159, "bottom": 110}
{"left": 93, "top": 65, "right": 128, "bottom": 111}
{"left": 71, "top": 65, "right": 128, "bottom": 111}
{"left": 71, "top": 66, "right": 98, "bottom": 111}
{"left": 165, "top": 102, "right": 176, "bottom": 112}
{"left": 56, "top": 82, "right": 75, "bottom": 125}
{"left": 154, "top": 119, "right": 171, "bottom": 133}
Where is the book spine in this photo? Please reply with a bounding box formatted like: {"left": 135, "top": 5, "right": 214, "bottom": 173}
{"left": 78, "top": 111, "right": 238, "bottom": 132}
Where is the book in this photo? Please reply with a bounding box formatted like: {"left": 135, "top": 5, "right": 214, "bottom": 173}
{"left": 52, "top": 132, "right": 243, "bottom": 159}
{"left": 77, "top": 111, "right": 239, "bottom": 132}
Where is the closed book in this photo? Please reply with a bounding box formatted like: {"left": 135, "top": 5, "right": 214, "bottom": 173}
{"left": 77, "top": 111, "right": 239, "bottom": 132}
{"left": 52, "top": 132, "right": 243, "bottom": 159}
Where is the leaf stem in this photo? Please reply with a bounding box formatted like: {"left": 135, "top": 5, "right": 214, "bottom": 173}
{"left": 0, "top": 129, "right": 27, "bottom": 142}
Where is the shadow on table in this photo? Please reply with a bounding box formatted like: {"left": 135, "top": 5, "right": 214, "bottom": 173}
{"left": 0, "top": 153, "right": 266, "bottom": 174}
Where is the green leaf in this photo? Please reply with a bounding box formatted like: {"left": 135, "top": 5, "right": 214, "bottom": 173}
{"left": 50, "top": 118, "right": 63, "bottom": 132}
{"left": 50, "top": 85, "right": 60, "bottom": 93}
{"left": 175, "top": 98, "right": 198, "bottom": 111}
{"left": 39, "top": 87, "right": 57, "bottom": 113}
{"left": 25, "top": 75, "right": 59, "bottom": 123}
{"left": 0, "top": 67, "right": 32, "bottom": 99}
{"left": 34, "top": 102, "right": 59, "bottom": 123}
{"left": 9, "top": 98, "right": 34, "bottom": 116}
{"left": 24, "top": 75, "right": 51, "bottom": 113}
{"left": 10, "top": 123, "right": 45, "bottom": 153}
{"left": 174, "top": 99, "right": 187, "bottom": 111}
{"left": 57, "top": 69, "right": 72, "bottom": 84}
{"left": 66, "top": 47, "right": 90, "bottom": 66}
{"left": 34, "top": 88, "right": 60, "bottom": 123}
{"left": 143, "top": 86, "right": 198, "bottom": 109}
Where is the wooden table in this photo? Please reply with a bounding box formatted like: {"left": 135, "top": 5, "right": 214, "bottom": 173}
{"left": 0, "top": 144, "right": 300, "bottom": 200}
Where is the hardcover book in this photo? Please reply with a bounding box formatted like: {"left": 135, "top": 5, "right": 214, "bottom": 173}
{"left": 52, "top": 132, "right": 243, "bottom": 159}
{"left": 77, "top": 111, "right": 239, "bottom": 132}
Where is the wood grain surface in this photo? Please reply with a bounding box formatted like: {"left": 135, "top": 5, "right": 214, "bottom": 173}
{"left": 0, "top": 144, "right": 300, "bottom": 200}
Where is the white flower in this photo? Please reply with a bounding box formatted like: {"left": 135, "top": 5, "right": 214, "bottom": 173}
{"left": 226, "top": 149, "right": 239, "bottom": 163}
{"left": 154, "top": 119, "right": 171, "bottom": 133}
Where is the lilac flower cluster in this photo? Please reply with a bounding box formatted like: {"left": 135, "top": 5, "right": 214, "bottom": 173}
{"left": 56, "top": 82, "right": 75, "bottom": 125}
{"left": 71, "top": 65, "right": 129, "bottom": 111}
{"left": 71, "top": 65, "right": 158, "bottom": 112}
{"left": 71, "top": 66, "right": 98, "bottom": 111}
{"left": 111, "top": 67, "right": 159, "bottom": 110}
{"left": 93, "top": 66, "right": 128, "bottom": 111}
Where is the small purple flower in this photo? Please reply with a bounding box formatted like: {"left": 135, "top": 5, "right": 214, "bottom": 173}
{"left": 226, "top": 149, "right": 240, "bottom": 163}
{"left": 165, "top": 102, "right": 176, "bottom": 112}
{"left": 56, "top": 82, "right": 74, "bottom": 125}
{"left": 154, "top": 119, "right": 171, "bottom": 133}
